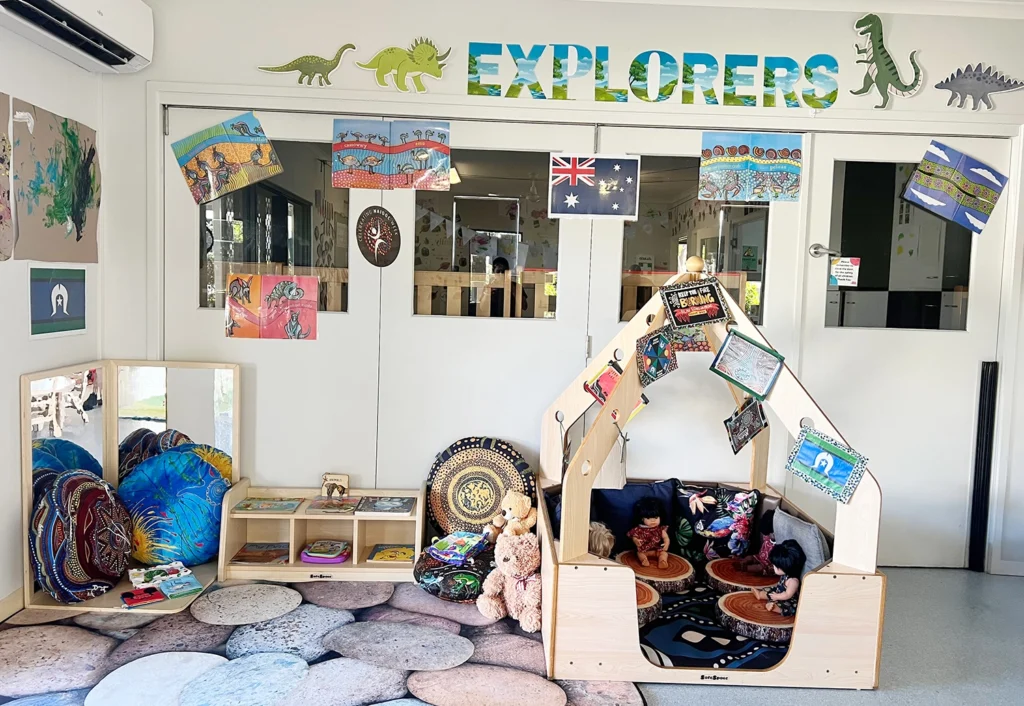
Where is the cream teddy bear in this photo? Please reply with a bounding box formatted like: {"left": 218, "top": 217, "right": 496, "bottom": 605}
{"left": 485, "top": 490, "right": 537, "bottom": 539}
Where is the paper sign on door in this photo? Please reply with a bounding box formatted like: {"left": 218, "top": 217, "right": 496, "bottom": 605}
{"left": 829, "top": 257, "right": 860, "bottom": 287}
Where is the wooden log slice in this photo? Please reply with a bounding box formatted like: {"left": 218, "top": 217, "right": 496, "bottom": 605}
{"left": 635, "top": 580, "right": 662, "bottom": 628}
{"left": 715, "top": 590, "right": 794, "bottom": 644}
{"left": 706, "top": 557, "right": 779, "bottom": 595}
{"left": 615, "top": 550, "right": 694, "bottom": 594}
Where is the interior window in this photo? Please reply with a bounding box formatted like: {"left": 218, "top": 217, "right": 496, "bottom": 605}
{"left": 414, "top": 149, "right": 557, "bottom": 318}
{"left": 620, "top": 155, "right": 769, "bottom": 325}
{"left": 827, "top": 162, "right": 971, "bottom": 330}
{"left": 199, "top": 140, "right": 349, "bottom": 312}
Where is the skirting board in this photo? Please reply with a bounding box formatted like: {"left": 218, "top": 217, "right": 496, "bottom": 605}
{"left": 0, "top": 587, "right": 24, "bottom": 623}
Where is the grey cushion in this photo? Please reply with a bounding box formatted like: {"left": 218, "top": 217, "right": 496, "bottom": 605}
{"left": 774, "top": 508, "right": 831, "bottom": 576}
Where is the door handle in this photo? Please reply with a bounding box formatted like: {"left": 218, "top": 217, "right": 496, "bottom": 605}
{"left": 809, "top": 243, "right": 841, "bottom": 258}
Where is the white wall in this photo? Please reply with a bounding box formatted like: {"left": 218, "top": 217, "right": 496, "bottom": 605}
{"left": 96, "top": 0, "right": 1024, "bottom": 569}
{"left": 0, "top": 27, "right": 101, "bottom": 603}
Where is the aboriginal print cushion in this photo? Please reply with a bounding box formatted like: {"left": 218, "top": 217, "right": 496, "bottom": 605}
{"left": 32, "top": 438, "right": 103, "bottom": 476}
{"left": 413, "top": 545, "right": 496, "bottom": 603}
{"left": 175, "top": 443, "right": 233, "bottom": 481}
{"left": 32, "top": 448, "right": 69, "bottom": 507}
{"left": 427, "top": 437, "right": 536, "bottom": 535}
{"left": 30, "top": 470, "right": 133, "bottom": 604}
{"left": 117, "top": 445, "right": 230, "bottom": 566}
{"left": 674, "top": 485, "right": 760, "bottom": 567}
{"left": 118, "top": 428, "right": 193, "bottom": 482}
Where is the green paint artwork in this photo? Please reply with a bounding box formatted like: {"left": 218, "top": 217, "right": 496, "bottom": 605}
{"left": 258, "top": 44, "right": 356, "bottom": 86}
{"left": 12, "top": 99, "right": 100, "bottom": 263}
{"left": 358, "top": 38, "right": 451, "bottom": 93}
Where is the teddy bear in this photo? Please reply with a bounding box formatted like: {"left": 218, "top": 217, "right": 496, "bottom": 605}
{"left": 484, "top": 490, "right": 537, "bottom": 539}
{"left": 477, "top": 532, "right": 542, "bottom": 632}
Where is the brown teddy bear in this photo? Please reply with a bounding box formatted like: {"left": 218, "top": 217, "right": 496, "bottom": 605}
{"left": 477, "top": 532, "right": 542, "bottom": 632}
{"left": 484, "top": 490, "right": 537, "bottom": 539}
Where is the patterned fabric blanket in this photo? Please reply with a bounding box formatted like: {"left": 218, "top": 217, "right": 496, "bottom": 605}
{"left": 639, "top": 583, "right": 789, "bottom": 670}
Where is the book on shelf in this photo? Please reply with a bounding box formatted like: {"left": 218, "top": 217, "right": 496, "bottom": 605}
{"left": 231, "top": 542, "right": 290, "bottom": 565}
{"left": 365, "top": 543, "right": 415, "bottom": 563}
{"left": 306, "top": 496, "right": 359, "bottom": 515}
{"left": 158, "top": 574, "right": 205, "bottom": 600}
{"left": 232, "top": 497, "right": 304, "bottom": 514}
{"left": 354, "top": 496, "right": 416, "bottom": 518}
{"left": 426, "top": 532, "right": 487, "bottom": 566}
{"left": 121, "top": 587, "right": 165, "bottom": 608}
{"left": 128, "top": 561, "right": 191, "bottom": 589}
{"left": 300, "top": 540, "right": 351, "bottom": 564}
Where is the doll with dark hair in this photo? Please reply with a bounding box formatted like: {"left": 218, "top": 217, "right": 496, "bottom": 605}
{"left": 739, "top": 510, "right": 776, "bottom": 576}
{"left": 752, "top": 539, "right": 805, "bottom": 616}
{"left": 627, "top": 497, "right": 670, "bottom": 569}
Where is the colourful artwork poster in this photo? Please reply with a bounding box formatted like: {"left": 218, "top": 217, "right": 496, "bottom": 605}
{"left": 331, "top": 119, "right": 450, "bottom": 190}
{"left": 698, "top": 132, "right": 802, "bottom": 202}
{"left": 709, "top": 330, "right": 785, "bottom": 401}
{"left": 724, "top": 398, "right": 768, "bottom": 455}
{"left": 29, "top": 267, "right": 86, "bottom": 337}
{"left": 225, "top": 274, "right": 318, "bottom": 340}
{"left": 0, "top": 92, "right": 12, "bottom": 261}
{"left": 786, "top": 427, "right": 868, "bottom": 505}
{"left": 171, "top": 111, "right": 282, "bottom": 204}
{"left": 902, "top": 141, "right": 1006, "bottom": 235}
{"left": 11, "top": 99, "right": 101, "bottom": 263}
{"left": 660, "top": 279, "right": 729, "bottom": 328}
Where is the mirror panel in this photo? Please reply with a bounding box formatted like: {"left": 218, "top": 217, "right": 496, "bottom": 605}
{"left": 29, "top": 366, "right": 104, "bottom": 464}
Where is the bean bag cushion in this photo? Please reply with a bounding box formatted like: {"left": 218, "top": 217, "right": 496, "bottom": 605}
{"left": 29, "top": 470, "right": 133, "bottom": 603}
{"left": 118, "top": 428, "right": 193, "bottom": 482}
{"left": 177, "top": 443, "right": 233, "bottom": 481}
{"left": 414, "top": 545, "right": 495, "bottom": 603}
{"left": 31, "top": 448, "right": 69, "bottom": 507}
{"left": 592, "top": 480, "right": 678, "bottom": 555}
{"left": 774, "top": 508, "right": 831, "bottom": 576}
{"left": 32, "top": 438, "right": 102, "bottom": 476}
{"left": 673, "top": 485, "right": 760, "bottom": 566}
{"left": 117, "top": 445, "right": 230, "bottom": 566}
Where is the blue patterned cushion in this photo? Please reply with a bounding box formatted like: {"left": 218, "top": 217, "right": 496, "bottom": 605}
{"left": 32, "top": 438, "right": 102, "bottom": 476}
{"left": 32, "top": 448, "right": 69, "bottom": 507}
{"left": 592, "top": 480, "right": 678, "bottom": 555}
{"left": 118, "top": 428, "right": 193, "bottom": 482}
{"left": 117, "top": 445, "right": 229, "bottom": 566}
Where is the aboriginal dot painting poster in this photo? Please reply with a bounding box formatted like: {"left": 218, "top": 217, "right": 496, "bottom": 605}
{"left": 902, "top": 140, "right": 1006, "bottom": 236}
{"left": 171, "top": 111, "right": 282, "bottom": 204}
{"left": 699, "top": 132, "right": 802, "bottom": 202}
{"left": 11, "top": 98, "right": 101, "bottom": 263}
{"left": 225, "top": 273, "right": 318, "bottom": 341}
{"left": 332, "top": 118, "right": 450, "bottom": 190}
{"left": 709, "top": 330, "right": 784, "bottom": 401}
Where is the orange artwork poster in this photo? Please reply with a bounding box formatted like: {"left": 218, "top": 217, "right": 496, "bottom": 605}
{"left": 225, "top": 273, "right": 261, "bottom": 338}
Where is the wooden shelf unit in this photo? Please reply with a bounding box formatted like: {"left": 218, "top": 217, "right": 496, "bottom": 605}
{"left": 218, "top": 479, "right": 425, "bottom": 583}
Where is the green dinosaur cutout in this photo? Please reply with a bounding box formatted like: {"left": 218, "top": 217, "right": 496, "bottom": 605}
{"left": 850, "top": 13, "right": 922, "bottom": 110}
{"left": 358, "top": 38, "right": 451, "bottom": 93}
{"left": 258, "top": 44, "right": 356, "bottom": 87}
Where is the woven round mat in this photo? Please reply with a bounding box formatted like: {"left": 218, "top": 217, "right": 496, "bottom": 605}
{"left": 427, "top": 437, "right": 535, "bottom": 534}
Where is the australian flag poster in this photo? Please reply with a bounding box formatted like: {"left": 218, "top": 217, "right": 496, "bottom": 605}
{"left": 30, "top": 267, "right": 86, "bottom": 337}
{"left": 549, "top": 154, "right": 640, "bottom": 220}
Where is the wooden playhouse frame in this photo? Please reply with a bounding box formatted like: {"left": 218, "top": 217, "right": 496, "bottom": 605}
{"left": 535, "top": 269, "right": 886, "bottom": 689}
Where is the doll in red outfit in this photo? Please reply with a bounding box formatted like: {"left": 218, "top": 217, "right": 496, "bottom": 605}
{"left": 627, "top": 497, "right": 670, "bottom": 569}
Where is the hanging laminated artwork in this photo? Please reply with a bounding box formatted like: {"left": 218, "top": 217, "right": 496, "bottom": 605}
{"left": 584, "top": 360, "right": 649, "bottom": 425}
{"left": 850, "top": 13, "right": 922, "bottom": 110}
{"left": 172, "top": 112, "right": 282, "bottom": 205}
{"left": 709, "top": 330, "right": 784, "bottom": 401}
{"left": 332, "top": 119, "right": 450, "bottom": 190}
{"left": 0, "top": 92, "right": 11, "bottom": 261}
{"left": 548, "top": 154, "right": 640, "bottom": 220}
{"left": 723, "top": 398, "right": 768, "bottom": 455}
{"left": 667, "top": 325, "right": 711, "bottom": 353}
{"left": 29, "top": 267, "right": 86, "bottom": 337}
{"left": 356, "top": 205, "right": 401, "bottom": 267}
{"left": 225, "top": 273, "right": 318, "bottom": 340}
{"left": 699, "top": 132, "right": 801, "bottom": 202}
{"left": 12, "top": 99, "right": 101, "bottom": 263}
{"left": 786, "top": 427, "right": 868, "bottom": 504}
{"left": 902, "top": 140, "right": 1006, "bottom": 236}
{"left": 635, "top": 326, "right": 677, "bottom": 387}
{"left": 358, "top": 39, "right": 452, "bottom": 94}
{"left": 660, "top": 278, "right": 729, "bottom": 328}
{"left": 257, "top": 44, "right": 357, "bottom": 87}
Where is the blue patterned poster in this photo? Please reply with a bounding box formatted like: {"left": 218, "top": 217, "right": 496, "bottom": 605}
{"left": 30, "top": 267, "right": 86, "bottom": 337}
{"left": 786, "top": 427, "right": 868, "bottom": 504}
{"left": 699, "top": 132, "right": 802, "bottom": 202}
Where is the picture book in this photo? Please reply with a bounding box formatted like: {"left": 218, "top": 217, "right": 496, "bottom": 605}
{"left": 355, "top": 496, "right": 416, "bottom": 517}
{"left": 128, "top": 561, "right": 191, "bottom": 589}
{"left": 304, "top": 540, "right": 350, "bottom": 558}
{"left": 158, "top": 574, "right": 205, "bottom": 600}
{"left": 306, "top": 497, "right": 359, "bottom": 515}
{"left": 121, "top": 587, "right": 165, "bottom": 608}
{"left": 230, "top": 542, "right": 290, "bottom": 564}
{"left": 232, "top": 498, "right": 304, "bottom": 514}
{"left": 426, "top": 532, "right": 487, "bottom": 566}
{"left": 366, "top": 544, "right": 415, "bottom": 563}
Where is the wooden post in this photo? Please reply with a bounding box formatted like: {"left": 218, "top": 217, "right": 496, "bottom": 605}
{"left": 446, "top": 286, "right": 461, "bottom": 316}
{"left": 415, "top": 285, "right": 432, "bottom": 315}
{"left": 503, "top": 270, "right": 512, "bottom": 318}
{"left": 476, "top": 284, "right": 492, "bottom": 317}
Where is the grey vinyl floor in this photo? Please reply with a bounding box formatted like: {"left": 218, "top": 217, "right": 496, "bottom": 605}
{"left": 640, "top": 568, "right": 1024, "bottom": 706}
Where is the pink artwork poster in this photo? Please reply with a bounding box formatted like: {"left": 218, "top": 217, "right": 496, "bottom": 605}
{"left": 259, "top": 275, "right": 318, "bottom": 340}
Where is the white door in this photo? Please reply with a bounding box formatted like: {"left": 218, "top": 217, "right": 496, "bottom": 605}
{"left": 375, "top": 121, "right": 595, "bottom": 488}
{"left": 799, "top": 133, "right": 1009, "bottom": 567}
{"left": 589, "top": 126, "right": 802, "bottom": 487}
{"left": 164, "top": 109, "right": 383, "bottom": 488}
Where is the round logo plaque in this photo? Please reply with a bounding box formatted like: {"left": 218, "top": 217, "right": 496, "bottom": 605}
{"left": 356, "top": 205, "right": 401, "bottom": 267}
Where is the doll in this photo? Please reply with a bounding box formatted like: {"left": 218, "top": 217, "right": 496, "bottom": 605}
{"left": 739, "top": 510, "right": 775, "bottom": 576}
{"left": 626, "top": 497, "right": 670, "bottom": 569}
{"left": 752, "top": 539, "right": 805, "bottom": 616}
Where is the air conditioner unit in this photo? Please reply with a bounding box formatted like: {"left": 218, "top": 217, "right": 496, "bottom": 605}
{"left": 0, "top": 0, "right": 153, "bottom": 73}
